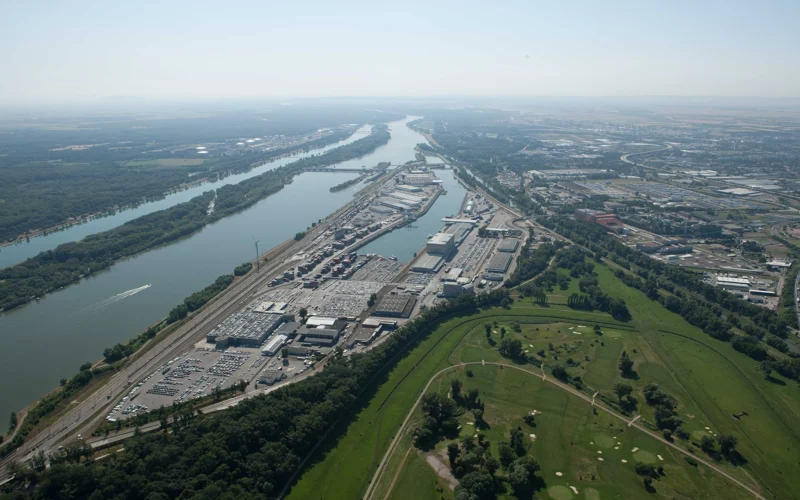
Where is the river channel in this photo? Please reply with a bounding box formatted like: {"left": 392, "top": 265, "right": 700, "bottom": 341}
{"left": 0, "top": 117, "right": 465, "bottom": 430}
{"left": 0, "top": 125, "right": 372, "bottom": 269}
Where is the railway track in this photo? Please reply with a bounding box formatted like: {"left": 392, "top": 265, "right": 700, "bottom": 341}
{"left": 0, "top": 166, "right": 397, "bottom": 479}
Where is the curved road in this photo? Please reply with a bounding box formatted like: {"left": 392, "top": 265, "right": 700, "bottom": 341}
{"left": 364, "top": 361, "right": 765, "bottom": 500}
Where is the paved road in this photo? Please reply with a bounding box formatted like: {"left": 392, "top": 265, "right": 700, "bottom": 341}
{"left": 366, "top": 361, "right": 765, "bottom": 500}
{"left": 0, "top": 172, "right": 397, "bottom": 480}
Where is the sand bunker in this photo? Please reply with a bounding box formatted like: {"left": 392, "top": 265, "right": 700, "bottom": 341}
{"left": 657, "top": 455, "right": 664, "bottom": 461}
{"left": 570, "top": 486, "right": 580, "bottom": 494}
{"left": 555, "top": 472, "right": 563, "bottom": 477}
{"left": 631, "top": 447, "right": 639, "bottom": 452}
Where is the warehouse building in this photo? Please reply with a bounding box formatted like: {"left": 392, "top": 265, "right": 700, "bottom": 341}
{"left": 444, "top": 222, "right": 473, "bottom": 244}
{"left": 377, "top": 197, "right": 415, "bottom": 211}
{"left": 386, "top": 193, "right": 421, "bottom": 208}
{"left": 426, "top": 233, "right": 455, "bottom": 255}
{"left": 403, "top": 173, "right": 439, "bottom": 185}
{"left": 487, "top": 253, "right": 513, "bottom": 274}
{"left": 261, "top": 334, "right": 288, "bottom": 356}
{"left": 305, "top": 316, "right": 346, "bottom": 331}
{"left": 714, "top": 276, "right": 750, "bottom": 291}
{"left": 411, "top": 252, "right": 445, "bottom": 273}
{"left": 296, "top": 326, "right": 340, "bottom": 346}
{"left": 396, "top": 184, "right": 423, "bottom": 193}
{"left": 206, "top": 312, "right": 287, "bottom": 348}
{"left": 497, "top": 238, "right": 520, "bottom": 253}
{"left": 388, "top": 190, "right": 425, "bottom": 204}
{"left": 373, "top": 294, "right": 416, "bottom": 317}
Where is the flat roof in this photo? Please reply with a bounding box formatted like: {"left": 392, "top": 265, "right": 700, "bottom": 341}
{"left": 262, "top": 334, "right": 288, "bottom": 352}
{"left": 716, "top": 276, "right": 750, "bottom": 284}
{"left": 412, "top": 252, "right": 444, "bottom": 272}
{"left": 374, "top": 294, "right": 415, "bottom": 315}
{"left": 306, "top": 316, "right": 338, "bottom": 327}
{"left": 428, "top": 233, "right": 454, "bottom": 245}
{"left": 487, "top": 253, "right": 513, "bottom": 273}
{"left": 498, "top": 239, "right": 519, "bottom": 252}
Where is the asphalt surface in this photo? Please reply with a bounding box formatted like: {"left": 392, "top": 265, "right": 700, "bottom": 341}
{"left": 0, "top": 172, "right": 396, "bottom": 480}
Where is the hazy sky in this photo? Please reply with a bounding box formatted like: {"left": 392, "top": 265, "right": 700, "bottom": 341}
{"left": 2, "top": 0, "right": 799, "bottom": 103}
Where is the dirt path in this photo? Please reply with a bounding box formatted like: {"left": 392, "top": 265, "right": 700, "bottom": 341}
{"left": 366, "top": 361, "right": 766, "bottom": 500}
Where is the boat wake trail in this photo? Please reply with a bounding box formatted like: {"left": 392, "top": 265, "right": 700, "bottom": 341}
{"left": 79, "top": 284, "right": 152, "bottom": 314}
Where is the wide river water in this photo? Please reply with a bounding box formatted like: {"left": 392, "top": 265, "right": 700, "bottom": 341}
{"left": 0, "top": 126, "right": 377, "bottom": 269}
{"left": 0, "top": 117, "right": 466, "bottom": 430}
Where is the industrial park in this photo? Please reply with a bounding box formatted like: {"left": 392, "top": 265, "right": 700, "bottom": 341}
{"left": 104, "top": 164, "right": 529, "bottom": 422}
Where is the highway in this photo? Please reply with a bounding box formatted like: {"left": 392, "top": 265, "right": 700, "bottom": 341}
{"left": 0, "top": 169, "right": 398, "bottom": 480}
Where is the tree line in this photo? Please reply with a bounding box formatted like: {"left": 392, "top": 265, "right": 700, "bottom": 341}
{"left": 0, "top": 288, "right": 511, "bottom": 498}
{"left": 542, "top": 217, "right": 800, "bottom": 383}
{"left": 0, "top": 126, "right": 391, "bottom": 313}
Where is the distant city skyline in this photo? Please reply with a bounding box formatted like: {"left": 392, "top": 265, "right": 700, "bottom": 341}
{"left": 2, "top": 0, "right": 799, "bottom": 104}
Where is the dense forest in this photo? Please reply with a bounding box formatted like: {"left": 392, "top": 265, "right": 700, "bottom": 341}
{"left": 0, "top": 289, "right": 511, "bottom": 499}
{"left": 0, "top": 125, "right": 391, "bottom": 312}
{"left": 0, "top": 107, "right": 402, "bottom": 242}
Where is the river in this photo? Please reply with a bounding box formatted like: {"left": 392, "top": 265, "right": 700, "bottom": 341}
{"left": 358, "top": 169, "right": 466, "bottom": 261}
{"left": 0, "top": 125, "right": 371, "bottom": 269}
{"left": 0, "top": 117, "right": 465, "bottom": 430}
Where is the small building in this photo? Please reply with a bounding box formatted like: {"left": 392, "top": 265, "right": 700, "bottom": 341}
{"left": 442, "top": 267, "right": 463, "bottom": 282}
{"left": 258, "top": 369, "right": 286, "bottom": 385}
{"left": 637, "top": 241, "right": 663, "bottom": 254}
{"left": 362, "top": 317, "right": 398, "bottom": 329}
{"left": 766, "top": 259, "right": 793, "bottom": 271}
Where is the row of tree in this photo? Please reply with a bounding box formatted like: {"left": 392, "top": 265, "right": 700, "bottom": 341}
{"left": 1, "top": 288, "right": 512, "bottom": 498}
{"left": 0, "top": 126, "right": 392, "bottom": 313}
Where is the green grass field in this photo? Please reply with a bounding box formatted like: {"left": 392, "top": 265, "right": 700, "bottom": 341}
{"left": 380, "top": 365, "right": 753, "bottom": 500}
{"left": 287, "top": 262, "right": 800, "bottom": 499}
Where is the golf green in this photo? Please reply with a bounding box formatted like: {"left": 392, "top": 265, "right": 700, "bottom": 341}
{"left": 593, "top": 433, "right": 615, "bottom": 448}
{"left": 548, "top": 485, "right": 574, "bottom": 500}
{"left": 633, "top": 450, "right": 658, "bottom": 464}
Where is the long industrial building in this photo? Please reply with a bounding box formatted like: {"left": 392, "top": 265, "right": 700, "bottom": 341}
{"left": 206, "top": 311, "right": 287, "bottom": 348}
{"left": 498, "top": 238, "right": 520, "bottom": 253}
{"left": 261, "top": 334, "right": 288, "bottom": 356}
{"left": 486, "top": 253, "right": 513, "bottom": 273}
{"left": 377, "top": 197, "right": 415, "bottom": 211}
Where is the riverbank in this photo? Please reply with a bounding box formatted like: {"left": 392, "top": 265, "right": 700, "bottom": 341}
{"left": 0, "top": 117, "right": 425, "bottom": 440}
{"left": 0, "top": 126, "right": 390, "bottom": 313}
{"left": 0, "top": 128, "right": 360, "bottom": 251}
